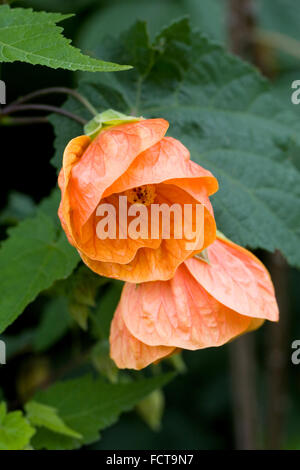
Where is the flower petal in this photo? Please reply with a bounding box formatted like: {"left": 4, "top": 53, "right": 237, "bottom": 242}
{"left": 58, "top": 135, "right": 91, "bottom": 243}
{"left": 68, "top": 119, "right": 169, "bottom": 235}
{"left": 78, "top": 183, "right": 216, "bottom": 282}
{"left": 104, "top": 136, "right": 218, "bottom": 198}
{"left": 75, "top": 193, "right": 161, "bottom": 264}
{"left": 185, "top": 238, "right": 279, "bottom": 322}
{"left": 79, "top": 238, "right": 191, "bottom": 282}
{"left": 121, "top": 264, "right": 251, "bottom": 349}
{"left": 110, "top": 304, "right": 175, "bottom": 370}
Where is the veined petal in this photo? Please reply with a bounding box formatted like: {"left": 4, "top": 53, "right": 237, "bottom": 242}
{"left": 156, "top": 183, "right": 216, "bottom": 253}
{"left": 79, "top": 238, "right": 193, "bottom": 282}
{"left": 74, "top": 193, "right": 161, "bottom": 264}
{"left": 185, "top": 238, "right": 279, "bottom": 322}
{"left": 110, "top": 304, "right": 175, "bottom": 370}
{"left": 68, "top": 119, "right": 169, "bottom": 235}
{"left": 104, "top": 136, "right": 218, "bottom": 198}
{"left": 58, "top": 135, "right": 91, "bottom": 241}
{"left": 79, "top": 183, "right": 216, "bottom": 282}
{"left": 121, "top": 264, "right": 251, "bottom": 349}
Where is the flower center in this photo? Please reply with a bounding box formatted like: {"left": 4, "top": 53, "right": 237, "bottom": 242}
{"left": 124, "top": 184, "right": 156, "bottom": 206}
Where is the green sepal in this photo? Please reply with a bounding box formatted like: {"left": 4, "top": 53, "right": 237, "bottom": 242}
{"left": 84, "top": 109, "right": 142, "bottom": 139}
{"left": 194, "top": 248, "right": 210, "bottom": 264}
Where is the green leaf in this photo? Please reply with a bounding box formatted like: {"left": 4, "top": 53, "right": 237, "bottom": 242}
{"left": 25, "top": 401, "right": 82, "bottom": 439}
{"left": 31, "top": 373, "right": 174, "bottom": 450}
{"left": 67, "top": 264, "right": 106, "bottom": 307}
{"left": 0, "top": 191, "right": 79, "bottom": 333}
{"left": 0, "top": 5, "right": 131, "bottom": 71}
{"left": 53, "top": 264, "right": 108, "bottom": 330}
{"left": 0, "top": 402, "right": 35, "bottom": 450}
{"left": 91, "top": 340, "right": 118, "bottom": 383}
{"left": 91, "top": 282, "right": 123, "bottom": 340}
{"left": 258, "top": 0, "right": 300, "bottom": 41}
{"left": 51, "top": 19, "right": 300, "bottom": 268}
{"left": 33, "top": 297, "right": 70, "bottom": 353}
{"left": 78, "top": 0, "right": 225, "bottom": 52}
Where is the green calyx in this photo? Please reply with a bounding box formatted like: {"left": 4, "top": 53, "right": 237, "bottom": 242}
{"left": 194, "top": 231, "right": 231, "bottom": 264}
{"left": 84, "top": 109, "right": 142, "bottom": 139}
{"left": 194, "top": 248, "right": 210, "bottom": 264}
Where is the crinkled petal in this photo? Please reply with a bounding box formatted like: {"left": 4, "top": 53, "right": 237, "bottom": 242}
{"left": 185, "top": 238, "right": 279, "bottom": 322}
{"left": 156, "top": 183, "right": 216, "bottom": 253}
{"left": 104, "top": 136, "right": 218, "bottom": 198}
{"left": 79, "top": 238, "right": 192, "bottom": 282}
{"left": 75, "top": 193, "right": 161, "bottom": 264}
{"left": 58, "top": 135, "right": 91, "bottom": 242}
{"left": 110, "top": 304, "right": 175, "bottom": 370}
{"left": 78, "top": 183, "right": 216, "bottom": 282}
{"left": 68, "top": 119, "right": 169, "bottom": 236}
{"left": 121, "top": 264, "right": 252, "bottom": 349}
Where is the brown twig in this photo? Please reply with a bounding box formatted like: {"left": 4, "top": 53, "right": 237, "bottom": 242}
{"left": 0, "top": 103, "right": 87, "bottom": 125}
{"left": 228, "top": 0, "right": 289, "bottom": 451}
{"left": 228, "top": 0, "right": 260, "bottom": 450}
{"left": 229, "top": 335, "right": 259, "bottom": 449}
{"left": 265, "top": 251, "right": 289, "bottom": 449}
{"left": 4, "top": 86, "right": 98, "bottom": 117}
{"left": 228, "top": 0, "right": 256, "bottom": 60}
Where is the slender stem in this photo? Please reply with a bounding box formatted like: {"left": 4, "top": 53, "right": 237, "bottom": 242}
{"left": 256, "top": 29, "right": 300, "bottom": 61}
{"left": 265, "top": 251, "right": 289, "bottom": 450}
{"left": 228, "top": 0, "right": 256, "bottom": 59}
{"left": 228, "top": 0, "right": 260, "bottom": 450}
{"left": 1, "top": 103, "right": 87, "bottom": 125}
{"left": 228, "top": 0, "right": 289, "bottom": 451}
{"left": 3, "top": 87, "right": 98, "bottom": 117}
{"left": 229, "top": 335, "right": 259, "bottom": 449}
{"left": 0, "top": 116, "right": 48, "bottom": 126}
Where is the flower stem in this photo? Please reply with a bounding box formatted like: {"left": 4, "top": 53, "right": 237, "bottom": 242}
{"left": 228, "top": 0, "right": 260, "bottom": 451}
{"left": 3, "top": 87, "right": 98, "bottom": 116}
{"left": 1, "top": 103, "right": 87, "bottom": 125}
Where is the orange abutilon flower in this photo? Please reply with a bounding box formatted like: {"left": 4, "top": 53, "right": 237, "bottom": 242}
{"left": 58, "top": 115, "right": 218, "bottom": 283}
{"left": 110, "top": 236, "right": 279, "bottom": 370}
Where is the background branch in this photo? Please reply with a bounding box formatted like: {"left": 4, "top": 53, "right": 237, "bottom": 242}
{"left": 0, "top": 103, "right": 87, "bottom": 126}
{"left": 265, "top": 251, "right": 289, "bottom": 449}
{"left": 228, "top": 0, "right": 260, "bottom": 450}
{"left": 228, "top": 0, "right": 289, "bottom": 450}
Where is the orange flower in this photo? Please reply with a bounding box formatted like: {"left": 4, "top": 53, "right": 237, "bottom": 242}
{"left": 110, "top": 236, "right": 279, "bottom": 370}
{"left": 58, "top": 118, "right": 218, "bottom": 282}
